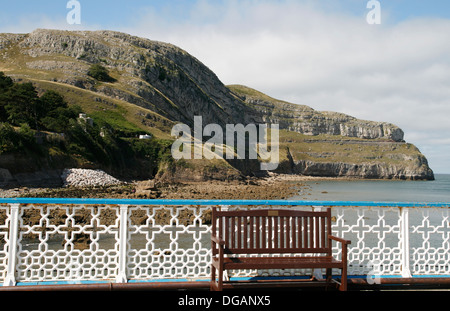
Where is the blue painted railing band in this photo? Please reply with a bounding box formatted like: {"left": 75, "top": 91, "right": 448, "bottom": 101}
{"left": 0, "top": 198, "right": 449, "bottom": 207}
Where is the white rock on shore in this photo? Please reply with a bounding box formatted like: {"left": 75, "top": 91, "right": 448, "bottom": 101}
{"left": 61, "top": 169, "right": 122, "bottom": 187}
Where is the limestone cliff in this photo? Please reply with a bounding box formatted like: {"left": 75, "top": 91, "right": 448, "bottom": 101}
{"left": 228, "top": 85, "right": 404, "bottom": 142}
{"left": 0, "top": 29, "right": 434, "bottom": 181}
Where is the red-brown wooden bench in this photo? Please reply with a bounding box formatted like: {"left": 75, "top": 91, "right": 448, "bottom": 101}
{"left": 211, "top": 207, "right": 351, "bottom": 291}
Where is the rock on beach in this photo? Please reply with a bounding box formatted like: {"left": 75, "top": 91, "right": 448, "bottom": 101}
{"left": 61, "top": 169, "right": 122, "bottom": 187}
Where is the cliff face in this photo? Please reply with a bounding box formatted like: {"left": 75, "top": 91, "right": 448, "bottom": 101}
{"left": 0, "top": 29, "right": 434, "bottom": 180}
{"left": 291, "top": 160, "right": 433, "bottom": 180}
{"left": 229, "top": 85, "right": 405, "bottom": 142}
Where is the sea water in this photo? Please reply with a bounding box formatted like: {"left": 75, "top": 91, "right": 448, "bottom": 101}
{"left": 292, "top": 174, "right": 450, "bottom": 203}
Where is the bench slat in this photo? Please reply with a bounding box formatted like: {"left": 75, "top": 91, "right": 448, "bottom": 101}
{"left": 222, "top": 247, "right": 330, "bottom": 255}
{"left": 321, "top": 216, "right": 326, "bottom": 249}
{"left": 274, "top": 217, "right": 278, "bottom": 249}
{"left": 261, "top": 217, "right": 266, "bottom": 249}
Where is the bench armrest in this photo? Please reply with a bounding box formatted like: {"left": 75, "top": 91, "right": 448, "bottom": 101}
{"left": 211, "top": 235, "right": 225, "bottom": 246}
{"left": 329, "top": 235, "right": 351, "bottom": 245}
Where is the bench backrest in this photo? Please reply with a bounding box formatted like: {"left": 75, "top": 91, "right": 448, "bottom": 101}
{"left": 212, "top": 207, "right": 332, "bottom": 255}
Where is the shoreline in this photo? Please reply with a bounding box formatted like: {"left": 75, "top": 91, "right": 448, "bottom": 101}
{"left": 0, "top": 174, "right": 314, "bottom": 200}
{"left": 0, "top": 172, "right": 439, "bottom": 200}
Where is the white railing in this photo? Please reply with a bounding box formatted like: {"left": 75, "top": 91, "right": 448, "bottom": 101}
{"left": 0, "top": 199, "right": 449, "bottom": 286}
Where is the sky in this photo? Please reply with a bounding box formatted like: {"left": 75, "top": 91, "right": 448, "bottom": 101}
{"left": 1, "top": 0, "right": 450, "bottom": 174}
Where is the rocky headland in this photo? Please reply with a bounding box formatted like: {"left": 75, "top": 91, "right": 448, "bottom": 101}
{"left": 0, "top": 29, "right": 434, "bottom": 187}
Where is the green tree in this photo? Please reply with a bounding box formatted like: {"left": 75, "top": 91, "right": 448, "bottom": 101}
{"left": 39, "top": 90, "right": 67, "bottom": 112}
{"left": 4, "top": 82, "right": 40, "bottom": 128}
{"left": 39, "top": 90, "right": 81, "bottom": 132}
{"left": 0, "top": 122, "right": 38, "bottom": 154}
{"left": 0, "top": 72, "right": 14, "bottom": 122}
{"left": 0, "top": 72, "right": 13, "bottom": 90}
{"left": 0, "top": 123, "right": 19, "bottom": 153}
{"left": 87, "top": 64, "right": 116, "bottom": 83}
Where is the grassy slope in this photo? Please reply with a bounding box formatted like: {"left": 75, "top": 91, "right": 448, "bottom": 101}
{"left": 278, "top": 130, "right": 420, "bottom": 166}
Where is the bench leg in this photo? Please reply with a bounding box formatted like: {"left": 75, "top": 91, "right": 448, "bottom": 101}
{"left": 325, "top": 268, "right": 332, "bottom": 289}
{"left": 326, "top": 268, "right": 332, "bottom": 281}
{"left": 210, "top": 264, "right": 223, "bottom": 291}
{"left": 210, "top": 264, "right": 217, "bottom": 291}
{"left": 339, "top": 267, "right": 348, "bottom": 291}
{"left": 217, "top": 266, "right": 223, "bottom": 291}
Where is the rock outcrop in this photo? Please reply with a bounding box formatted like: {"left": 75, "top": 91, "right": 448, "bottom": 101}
{"left": 290, "top": 159, "right": 433, "bottom": 180}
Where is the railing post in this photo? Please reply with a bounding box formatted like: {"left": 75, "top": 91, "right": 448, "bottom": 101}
{"left": 400, "top": 207, "right": 412, "bottom": 278}
{"left": 4, "top": 203, "right": 20, "bottom": 287}
{"left": 116, "top": 205, "right": 129, "bottom": 283}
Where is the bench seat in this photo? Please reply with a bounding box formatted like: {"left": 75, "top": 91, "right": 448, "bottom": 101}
{"left": 213, "top": 255, "right": 344, "bottom": 270}
{"left": 210, "top": 207, "right": 351, "bottom": 291}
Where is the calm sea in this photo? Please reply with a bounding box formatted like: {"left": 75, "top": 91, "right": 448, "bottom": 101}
{"left": 291, "top": 174, "right": 450, "bottom": 203}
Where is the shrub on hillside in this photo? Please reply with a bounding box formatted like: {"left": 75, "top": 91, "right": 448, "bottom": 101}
{"left": 87, "top": 64, "right": 116, "bottom": 83}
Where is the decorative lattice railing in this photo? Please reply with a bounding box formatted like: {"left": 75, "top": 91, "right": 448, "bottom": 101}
{"left": 0, "top": 199, "right": 448, "bottom": 286}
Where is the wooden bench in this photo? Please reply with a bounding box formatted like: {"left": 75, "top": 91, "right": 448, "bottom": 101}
{"left": 210, "top": 207, "right": 351, "bottom": 291}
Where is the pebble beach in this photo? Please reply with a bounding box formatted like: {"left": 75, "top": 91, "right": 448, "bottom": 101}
{"left": 0, "top": 169, "right": 315, "bottom": 200}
